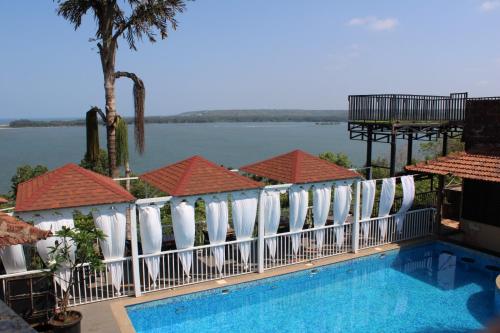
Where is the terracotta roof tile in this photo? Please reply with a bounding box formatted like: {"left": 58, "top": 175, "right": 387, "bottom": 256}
{"left": 0, "top": 213, "right": 51, "bottom": 247}
{"left": 140, "top": 156, "right": 264, "bottom": 197}
{"left": 405, "top": 152, "right": 500, "bottom": 182}
{"left": 240, "top": 150, "right": 361, "bottom": 184}
{"left": 15, "top": 164, "right": 135, "bottom": 212}
{"left": 0, "top": 197, "right": 8, "bottom": 204}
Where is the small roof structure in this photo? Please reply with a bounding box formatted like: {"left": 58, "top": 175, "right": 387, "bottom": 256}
{"left": 0, "top": 213, "right": 51, "bottom": 247}
{"left": 0, "top": 197, "right": 8, "bottom": 204}
{"left": 405, "top": 152, "right": 500, "bottom": 183}
{"left": 240, "top": 149, "right": 360, "bottom": 184}
{"left": 15, "top": 163, "right": 135, "bottom": 212}
{"left": 140, "top": 156, "right": 263, "bottom": 197}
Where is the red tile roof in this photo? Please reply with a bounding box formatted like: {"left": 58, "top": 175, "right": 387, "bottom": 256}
{"left": 0, "top": 197, "right": 8, "bottom": 204}
{"left": 0, "top": 213, "right": 51, "bottom": 247}
{"left": 140, "top": 156, "right": 264, "bottom": 197}
{"left": 240, "top": 150, "right": 361, "bottom": 184}
{"left": 15, "top": 163, "right": 135, "bottom": 212}
{"left": 405, "top": 152, "right": 500, "bottom": 182}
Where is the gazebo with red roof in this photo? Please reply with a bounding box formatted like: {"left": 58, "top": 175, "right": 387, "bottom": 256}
{"left": 15, "top": 163, "right": 136, "bottom": 213}
{"left": 240, "top": 149, "right": 360, "bottom": 184}
{"left": 140, "top": 155, "right": 263, "bottom": 197}
{"left": 0, "top": 212, "right": 51, "bottom": 247}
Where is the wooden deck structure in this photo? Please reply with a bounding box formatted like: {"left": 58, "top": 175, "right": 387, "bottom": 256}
{"left": 348, "top": 93, "right": 468, "bottom": 177}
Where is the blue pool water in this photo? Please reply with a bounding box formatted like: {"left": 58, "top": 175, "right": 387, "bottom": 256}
{"left": 127, "top": 242, "right": 500, "bottom": 333}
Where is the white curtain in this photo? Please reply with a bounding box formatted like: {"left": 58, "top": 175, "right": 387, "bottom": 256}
{"left": 231, "top": 191, "right": 258, "bottom": 270}
{"left": 205, "top": 196, "right": 229, "bottom": 274}
{"left": 261, "top": 190, "right": 281, "bottom": 259}
{"left": 312, "top": 184, "right": 332, "bottom": 252}
{"left": 395, "top": 175, "right": 415, "bottom": 233}
{"left": 333, "top": 185, "right": 352, "bottom": 248}
{"left": 361, "top": 180, "right": 376, "bottom": 244}
{"left": 288, "top": 186, "right": 309, "bottom": 255}
{"left": 0, "top": 245, "right": 27, "bottom": 274}
{"left": 33, "top": 212, "right": 76, "bottom": 291}
{"left": 138, "top": 206, "right": 163, "bottom": 285}
{"left": 92, "top": 207, "right": 127, "bottom": 294}
{"left": 171, "top": 199, "right": 196, "bottom": 278}
{"left": 378, "top": 178, "right": 396, "bottom": 241}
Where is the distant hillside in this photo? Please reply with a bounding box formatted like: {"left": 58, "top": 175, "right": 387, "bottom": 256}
{"left": 9, "top": 109, "right": 348, "bottom": 127}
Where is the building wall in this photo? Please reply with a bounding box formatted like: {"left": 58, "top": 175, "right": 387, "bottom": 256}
{"left": 464, "top": 99, "right": 500, "bottom": 152}
{"left": 460, "top": 179, "right": 500, "bottom": 254}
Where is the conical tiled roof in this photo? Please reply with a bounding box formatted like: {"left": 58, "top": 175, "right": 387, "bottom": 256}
{"left": 140, "top": 156, "right": 263, "bottom": 197}
{"left": 240, "top": 150, "right": 360, "bottom": 184}
{"left": 15, "top": 163, "right": 135, "bottom": 212}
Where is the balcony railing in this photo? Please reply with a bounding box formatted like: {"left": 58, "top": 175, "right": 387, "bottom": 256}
{"left": 348, "top": 93, "right": 467, "bottom": 123}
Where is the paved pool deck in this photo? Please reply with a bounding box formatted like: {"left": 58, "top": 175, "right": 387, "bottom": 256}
{"left": 75, "top": 239, "right": 432, "bottom": 333}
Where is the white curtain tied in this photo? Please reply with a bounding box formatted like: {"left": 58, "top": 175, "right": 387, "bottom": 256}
{"left": 312, "top": 184, "right": 332, "bottom": 252}
{"left": 378, "top": 178, "right": 396, "bottom": 241}
{"left": 361, "top": 180, "right": 376, "bottom": 244}
{"left": 92, "top": 207, "right": 127, "bottom": 294}
{"left": 0, "top": 245, "right": 27, "bottom": 274}
{"left": 205, "top": 196, "right": 229, "bottom": 274}
{"left": 171, "top": 199, "right": 196, "bottom": 278}
{"left": 261, "top": 191, "right": 281, "bottom": 259}
{"left": 395, "top": 175, "right": 415, "bottom": 233}
{"left": 231, "top": 191, "right": 258, "bottom": 270}
{"left": 138, "top": 206, "right": 163, "bottom": 285}
{"left": 33, "top": 212, "right": 76, "bottom": 291}
{"left": 288, "top": 186, "right": 309, "bottom": 255}
{"left": 333, "top": 185, "right": 352, "bottom": 248}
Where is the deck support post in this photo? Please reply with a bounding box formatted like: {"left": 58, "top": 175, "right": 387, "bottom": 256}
{"left": 130, "top": 204, "right": 142, "bottom": 297}
{"left": 442, "top": 131, "right": 448, "bottom": 156}
{"left": 257, "top": 191, "right": 265, "bottom": 273}
{"left": 390, "top": 131, "right": 397, "bottom": 177}
{"left": 365, "top": 125, "right": 373, "bottom": 179}
{"left": 352, "top": 180, "right": 361, "bottom": 253}
{"left": 435, "top": 175, "right": 445, "bottom": 236}
{"left": 406, "top": 130, "right": 413, "bottom": 166}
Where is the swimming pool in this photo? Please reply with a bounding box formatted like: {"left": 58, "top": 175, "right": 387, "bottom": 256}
{"left": 127, "top": 242, "right": 500, "bottom": 333}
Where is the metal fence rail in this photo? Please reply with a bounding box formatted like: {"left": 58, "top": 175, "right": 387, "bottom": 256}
{"left": 348, "top": 93, "right": 467, "bottom": 123}
{"left": 263, "top": 223, "right": 353, "bottom": 270}
{"left": 359, "top": 208, "right": 435, "bottom": 250}
{"left": 138, "top": 239, "right": 258, "bottom": 294}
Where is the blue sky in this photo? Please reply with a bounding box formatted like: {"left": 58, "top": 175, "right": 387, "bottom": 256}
{"left": 1, "top": 0, "right": 500, "bottom": 118}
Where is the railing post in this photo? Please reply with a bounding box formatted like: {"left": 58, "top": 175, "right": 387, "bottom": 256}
{"left": 257, "top": 191, "right": 265, "bottom": 273}
{"left": 129, "top": 204, "right": 142, "bottom": 297}
{"left": 352, "top": 180, "right": 361, "bottom": 253}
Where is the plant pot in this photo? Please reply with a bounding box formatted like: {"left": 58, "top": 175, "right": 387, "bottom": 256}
{"left": 49, "top": 311, "right": 82, "bottom": 333}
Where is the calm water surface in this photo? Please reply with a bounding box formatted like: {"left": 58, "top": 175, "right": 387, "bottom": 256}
{"left": 0, "top": 122, "right": 406, "bottom": 193}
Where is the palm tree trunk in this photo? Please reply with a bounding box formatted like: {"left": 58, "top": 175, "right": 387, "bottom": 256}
{"left": 104, "top": 72, "right": 119, "bottom": 178}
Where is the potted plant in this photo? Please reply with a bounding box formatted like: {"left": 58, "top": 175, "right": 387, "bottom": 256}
{"left": 47, "top": 223, "right": 105, "bottom": 333}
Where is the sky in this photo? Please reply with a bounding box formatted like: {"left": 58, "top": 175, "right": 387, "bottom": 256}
{"left": 1, "top": 0, "right": 500, "bottom": 119}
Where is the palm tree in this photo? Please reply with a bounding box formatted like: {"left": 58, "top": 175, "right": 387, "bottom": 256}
{"left": 56, "top": 0, "right": 186, "bottom": 177}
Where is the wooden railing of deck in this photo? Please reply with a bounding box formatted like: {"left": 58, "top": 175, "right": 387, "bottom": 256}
{"left": 348, "top": 93, "right": 467, "bottom": 123}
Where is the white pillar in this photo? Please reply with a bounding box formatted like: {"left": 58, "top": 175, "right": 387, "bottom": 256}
{"left": 352, "top": 180, "right": 361, "bottom": 253}
{"left": 257, "top": 191, "right": 265, "bottom": 273}
{"left": 130, "top": 204, "right": 142, "bottom": 297}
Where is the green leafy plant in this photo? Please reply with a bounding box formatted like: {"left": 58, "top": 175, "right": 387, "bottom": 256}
{"left": 48, "top": 224, "right": 105, "bottom": 322}
{"left": 318, "top": 151, "right": 352, "bottom": 168}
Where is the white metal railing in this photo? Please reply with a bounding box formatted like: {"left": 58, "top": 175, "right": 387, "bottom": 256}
{"left": 138, "top": 238, "right": 258, "bottom": 294}
{"left": 263, "top": 223, "right": 353, "bottom": 270}
{"left": 358, "top": 208, "right": 435, "bottom": 250}
{"left": 56, "top": 257, "right": 134, "bottom": 307}
{"left": 0, "top": 257, "right": 133, "bottom": 308}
